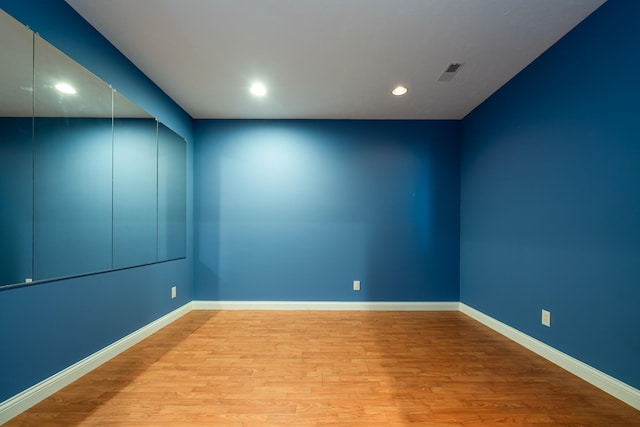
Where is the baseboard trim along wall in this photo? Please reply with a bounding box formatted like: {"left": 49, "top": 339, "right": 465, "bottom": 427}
{"left": 460, "top": 303, "right": 640, "bottom": 411}
{"left": 3, "top": 300, "right": 639, "bottom": 424}
{"left": 0, "top": 302, "right": 193, "bottom": 425}
{"left": 191, "top": 300, "right": 461, "bottom": 311}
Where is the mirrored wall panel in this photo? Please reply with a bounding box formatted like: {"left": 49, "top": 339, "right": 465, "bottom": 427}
{"left": 158, "top": 123, "right": 187, "bottom": 261}
{"left": 33, "top": 34, "right": 114, "bottom": 280}
{"left": 0, "top": 8, "right": 187, "bottom": 288}
{"left": 113, "top": 92, "right": 158, "bottom": 268}
{"left": 0, "top": 9, "right": 34, "bottom": 285}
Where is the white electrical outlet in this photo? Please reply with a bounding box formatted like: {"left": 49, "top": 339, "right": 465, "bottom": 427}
{"left": 25, "top": 278, "right": 32, "bottom": 283}
{"left": 541, "top": 309, "right": 551, "bottom": 327}
{"left": 353, "top": 280, "right": 360, "bottom": 291}
{"left": 171, "top": 286, "right": 177, "bottom": 299}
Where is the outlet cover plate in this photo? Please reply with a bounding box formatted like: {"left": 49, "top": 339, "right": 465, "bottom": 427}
{"left": 542, "top": 309, "right": 551, "bottom": 327}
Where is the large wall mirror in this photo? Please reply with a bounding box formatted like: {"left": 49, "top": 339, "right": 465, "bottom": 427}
{"left": 0, "top": 9, "right": 33, "bottom": 286}
{"left": 0, "top": 8, "right": 187, "bottom": 288}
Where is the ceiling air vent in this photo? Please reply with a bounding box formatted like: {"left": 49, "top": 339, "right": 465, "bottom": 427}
{"left": 437, "top": 62, "right": 463, "bottom": 82}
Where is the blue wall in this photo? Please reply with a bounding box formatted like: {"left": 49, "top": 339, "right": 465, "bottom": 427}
{"left": 3, "top": 0, "right": 639, "bottom": 408}
{"left": 195, "top": 120, "right": 460, "bottom": 301}
{"left": 460, "top": 0, "right": 640, "bottom": 389}
{"left": 0, "top": 0, "right": 193, "bottom": 402}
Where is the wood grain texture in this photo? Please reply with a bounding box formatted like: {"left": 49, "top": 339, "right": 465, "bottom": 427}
{"left": 6, "top": 310, "right": 640, "bottom": 426}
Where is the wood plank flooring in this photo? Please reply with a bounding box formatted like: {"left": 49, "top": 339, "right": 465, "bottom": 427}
{"left": 6, "top": 310, "right": 640, "bottom": 426}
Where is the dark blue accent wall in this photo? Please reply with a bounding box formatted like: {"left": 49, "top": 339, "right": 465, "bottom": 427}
{"left": 195, "top": 120, "right": 460, "bottom": 302}
{"left": 460, "top": 0, "right": 640, "bottom": 389}
{"left": 0, "top": 0, "right": 193, "bottom": 403}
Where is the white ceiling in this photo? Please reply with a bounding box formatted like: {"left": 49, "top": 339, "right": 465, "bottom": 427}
{"left": 64, "top": 0, "right": 606, "bottom": 120}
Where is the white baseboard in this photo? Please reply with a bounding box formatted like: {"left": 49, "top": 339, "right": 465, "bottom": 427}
{"left": 192, "top": 300, "right": 460, "bottom": 311}
{"left": 3, "top": 300, "right": 638, "bottom": 424}
{"left": 0, "top": 302, "right": 192, "bottom": 425}
{"left": 460, "top": 303, "right": 640, "bottom": 411}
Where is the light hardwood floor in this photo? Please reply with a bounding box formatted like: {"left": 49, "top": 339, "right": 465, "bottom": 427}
{"left": 6, "top": 310, "right": 640, "bottom": 426}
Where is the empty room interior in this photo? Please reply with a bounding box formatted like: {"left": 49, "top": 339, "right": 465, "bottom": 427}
{"left": 1, "top": 0, "right": 639, "bottom": 425}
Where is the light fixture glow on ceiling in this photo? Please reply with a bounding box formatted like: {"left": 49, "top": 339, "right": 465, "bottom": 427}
{"left": 55, "top": 82, "right": 76, "bottom": 94}
{"left": 250, "top": 82, "right": 267, "bottom": 97}
{"left": 391, "top": 86, "right": 408, "bottom": 96}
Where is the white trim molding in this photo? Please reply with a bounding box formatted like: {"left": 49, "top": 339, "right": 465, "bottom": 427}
{"left": 192, "top": 300, "right": 460, "bottom": 311}
{"left": 3, "top": 300, "right": 638, "bottom": 424}
{"left": 460, "top": 303, "right": 640, "bottom": 411}
{"left": 0, "top": 302, "right": 192, "bottom": 425}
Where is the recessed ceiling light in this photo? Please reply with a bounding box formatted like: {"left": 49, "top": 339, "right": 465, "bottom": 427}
{"left": 250, "top": 83, "right": 267, "bottom": 97}
{"left": 391, "top": 86, "right": 408, "bottom": 96}
{"left": 55, "top": 82, "right": 76, "bottom": 94}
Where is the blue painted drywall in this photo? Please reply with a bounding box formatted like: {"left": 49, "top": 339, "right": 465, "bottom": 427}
{"left": 460, "top": 0, "right": 640, "bottom": 389}
{"left": 0, "top": 1, "right": 193, "bottom": 403}
{"left": 0, "top": 262, "right": 189, "bottom": 401}
{"left": 195, "top": 120, "right": 460, "bottom": 302}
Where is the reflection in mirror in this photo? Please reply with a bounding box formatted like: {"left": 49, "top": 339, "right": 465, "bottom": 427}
{"left": 32, "top": 34, "right": 114, "bottom": 280}
{"left": 158, "top": 123, "right": 187, "bottom": 261}
{"left": 0, "top": 9, "right": 34, "bottom": 286}
{"left": 1, "top": 8, "right": 187, "bottom": 289}
{"left": 113, "top": 91, "right": 158, "bottom": 268}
